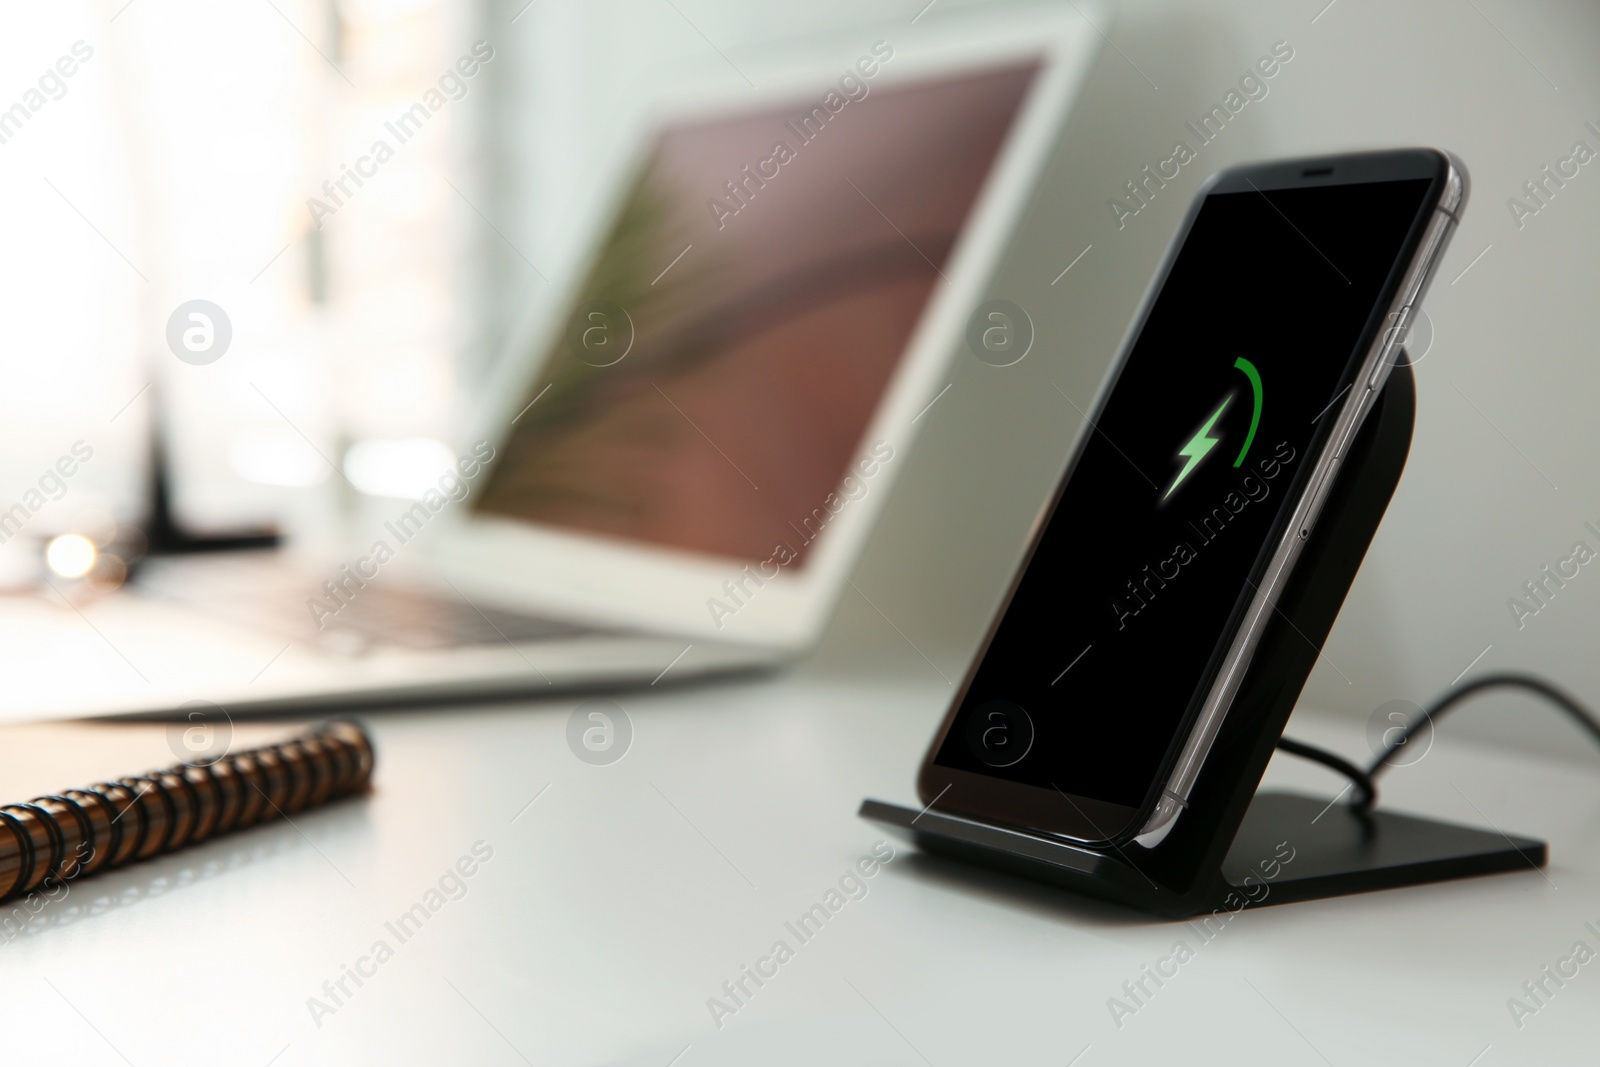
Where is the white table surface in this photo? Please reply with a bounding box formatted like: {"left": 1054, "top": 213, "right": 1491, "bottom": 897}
{"left": 3, "top": 661, "right": 1597, "bottom": 1067}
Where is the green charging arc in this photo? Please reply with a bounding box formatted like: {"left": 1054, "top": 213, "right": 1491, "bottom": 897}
{"left": 1232, "top": 356, "right": 1262, "bottom": 467}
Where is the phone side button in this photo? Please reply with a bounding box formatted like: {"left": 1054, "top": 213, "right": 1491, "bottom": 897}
{"left": 1332, "top": 386, "right": 1374, "bottom": 460}
{"left": 1298, "top": 459, "right": 1340, "bottom": 540}
{"left": 1369, "top": 306, "right": 1411, "bottom": 389}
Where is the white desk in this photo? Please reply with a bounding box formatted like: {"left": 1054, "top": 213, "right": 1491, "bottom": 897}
{"left": 2, "top": 662, "right": 1596, "bottom": 1066}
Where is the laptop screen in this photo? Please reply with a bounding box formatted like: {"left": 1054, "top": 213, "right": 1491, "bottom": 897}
{"left": 473, "top": 59, "right": 1039, "bottom": 567}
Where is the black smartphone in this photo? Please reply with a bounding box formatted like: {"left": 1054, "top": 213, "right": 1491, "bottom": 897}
{"left": 919, "top": 149, "right": 1466, "bottom": 846}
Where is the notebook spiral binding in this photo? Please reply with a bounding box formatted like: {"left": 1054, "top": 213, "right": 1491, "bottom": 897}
{"left": 0, "top": 720, "right": 373, "bottom": 904}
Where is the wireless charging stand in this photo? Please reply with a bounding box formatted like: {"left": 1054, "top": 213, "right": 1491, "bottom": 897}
{"left": 860, "top": 354, "right": 1546, "bottom": 918}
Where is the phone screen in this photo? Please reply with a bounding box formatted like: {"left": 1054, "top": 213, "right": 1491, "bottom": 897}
{"left": 932, "top": 176, "right": 1435, "bottom": 815}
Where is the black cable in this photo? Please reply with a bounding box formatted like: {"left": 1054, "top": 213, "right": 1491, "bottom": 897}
{"left": 1276, "top": 672, "right": 1600, "bottom": 814}
{"left": 1274, "top": 736, "right": 1376, "bottom": 810}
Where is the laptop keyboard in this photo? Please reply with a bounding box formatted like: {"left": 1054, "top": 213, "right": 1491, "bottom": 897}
{"left": 135, "top": 557, "right": 596, "bottom": 654}
{"left": 300, "top": 582, "right": 592, "bottom": 652}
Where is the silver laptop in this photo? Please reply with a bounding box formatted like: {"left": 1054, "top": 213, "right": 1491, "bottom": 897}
{"left": 5, "top": 7, "right": 1102, "bottom": 720}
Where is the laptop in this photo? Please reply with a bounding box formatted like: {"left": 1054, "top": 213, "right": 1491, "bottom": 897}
{"left": 5, "top": 4, "right": 1104, "bottom": 720}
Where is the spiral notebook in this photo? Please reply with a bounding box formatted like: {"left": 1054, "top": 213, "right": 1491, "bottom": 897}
{"left": 0, "top": 718, "right": 373, "bottom": 905}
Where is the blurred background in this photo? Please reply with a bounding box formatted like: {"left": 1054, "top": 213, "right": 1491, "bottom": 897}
{"left": 4, "top": 0, "right": 1600, "bottom": 761}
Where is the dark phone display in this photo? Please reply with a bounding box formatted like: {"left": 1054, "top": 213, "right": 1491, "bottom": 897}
{"left": 934, "top": 177, "right": 1434, "bottom": 809}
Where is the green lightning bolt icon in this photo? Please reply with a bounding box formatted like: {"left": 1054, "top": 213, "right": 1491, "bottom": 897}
{"left": 1162, "top": 395, "right": 1232, "bottom": 501}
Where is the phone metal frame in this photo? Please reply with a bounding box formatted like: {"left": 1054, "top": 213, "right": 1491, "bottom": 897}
{"left": 919, "top": 149, "right": 1467, "bottom": 847}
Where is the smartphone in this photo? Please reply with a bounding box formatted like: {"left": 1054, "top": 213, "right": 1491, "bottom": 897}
{"left": 918, "top": 149, "right": 1466, "bottom": 846}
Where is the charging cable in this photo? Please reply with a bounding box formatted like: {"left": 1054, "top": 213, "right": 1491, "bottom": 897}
{"left": 1276, "top": 672, "right": 1600, "bottom": 813}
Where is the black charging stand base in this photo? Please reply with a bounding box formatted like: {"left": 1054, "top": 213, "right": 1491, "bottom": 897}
{"left": 861, "top": 792, "right": 1544, "bottom": 918}
{"left": 860, "top": 356, "right": 1548, "bottom": 919}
